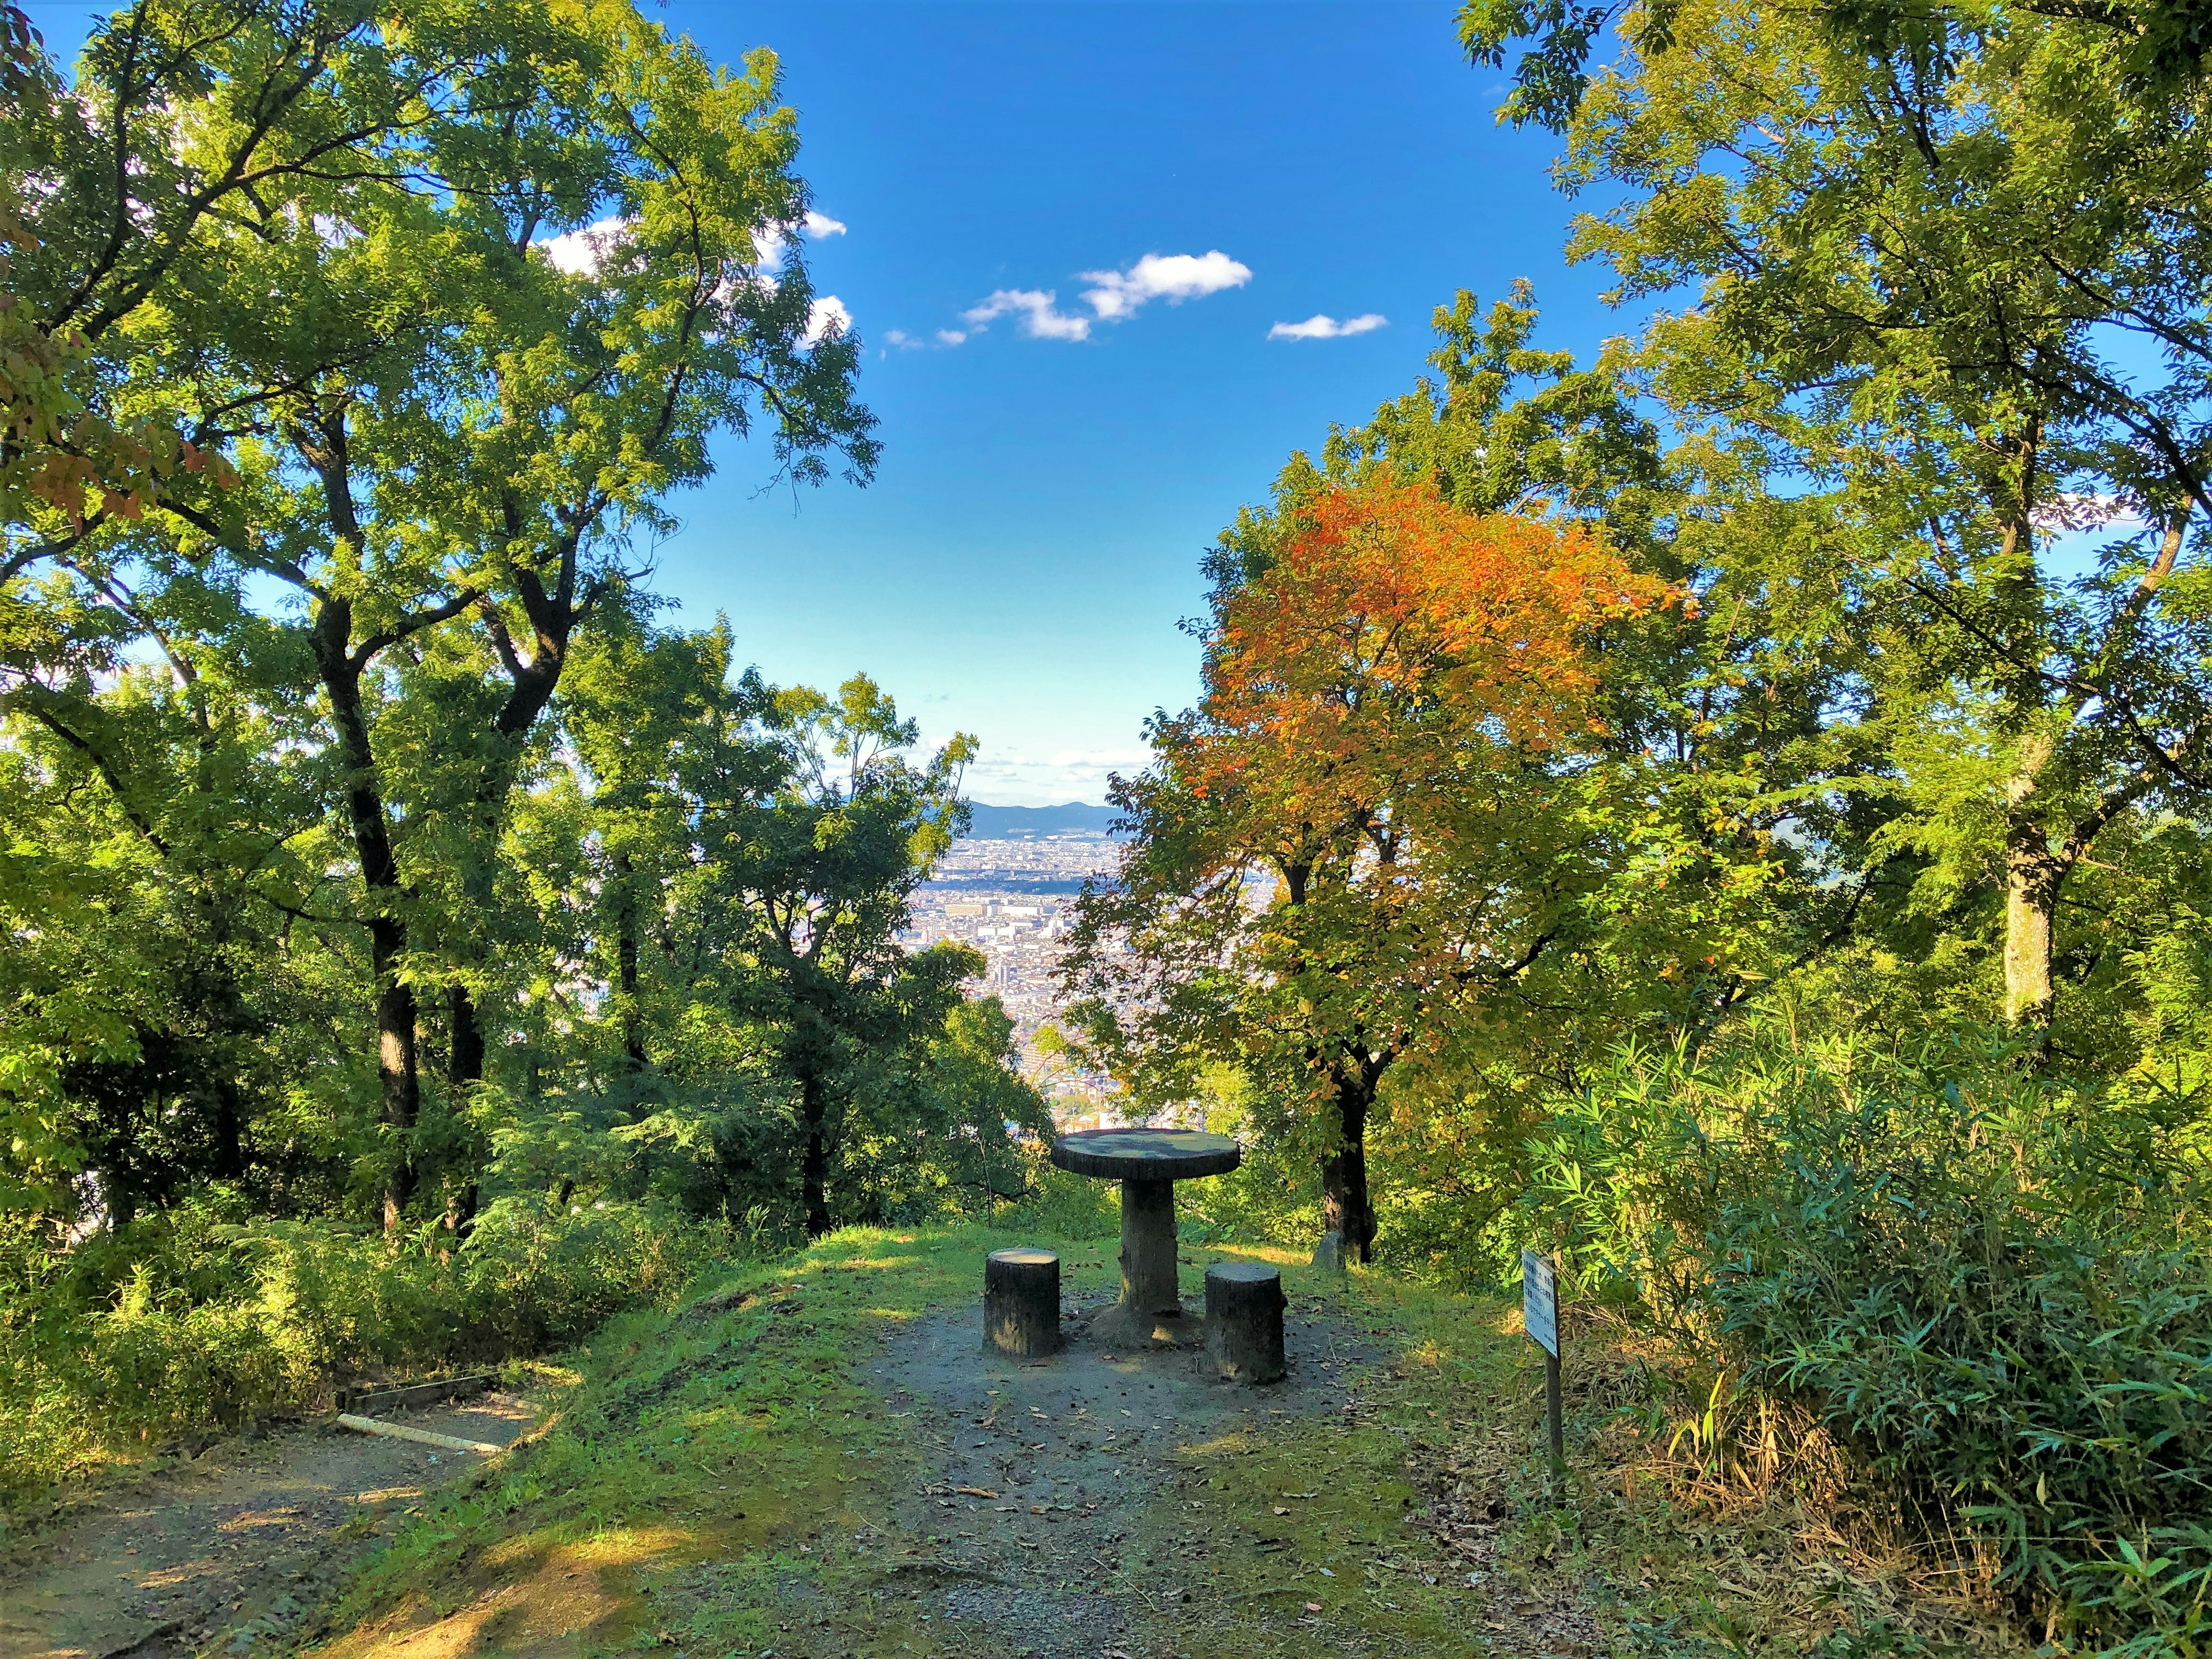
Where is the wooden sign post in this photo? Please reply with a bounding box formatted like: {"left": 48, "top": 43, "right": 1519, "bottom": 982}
{"left": 1522, "top": 1248, "right": 1565, "bottom": 1487}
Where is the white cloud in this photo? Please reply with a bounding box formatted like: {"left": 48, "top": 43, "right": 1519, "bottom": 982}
{"left": 1079, "top": 250, "right": 1252, "bottom": 321}
{"left": 1268, "top": 312, "right": 1387, "bottom": 342}
{"left": 755, "top": 209, "right": 849, "bottom": 272}
{"left": 957, "top": 251, "right": 1252, "bottom": 344}
{"left": 962, "top": 288, "right": 1092, "bottom": 342}
{"left": 534, "top": 215, "right": 632, "bottom": 276}
{"left": 935, "top": 328, "right": 968, "bottom": 347}
{"left": 805, "top": 295, "right": 853, "bottom": 344}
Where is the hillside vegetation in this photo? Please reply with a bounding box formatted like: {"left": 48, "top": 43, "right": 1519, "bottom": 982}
{"left": 6, "top": 4, "right": 2212, "bottom": 1658}
{"left": 294, "top": 1217, "right": 2026, "bottom": 1659}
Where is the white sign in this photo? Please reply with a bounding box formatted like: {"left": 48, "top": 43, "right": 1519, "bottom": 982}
{"left": 1522, "top": 1249, "right": 1559, "bottom": 1358}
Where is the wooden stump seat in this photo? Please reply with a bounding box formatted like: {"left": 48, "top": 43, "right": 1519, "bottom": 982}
{"left": 1205, "top": 1260, "right": 1286, "bottom": 1384}
{"left": 984, "top": 1247, "right": 1061, "bottom": 1358}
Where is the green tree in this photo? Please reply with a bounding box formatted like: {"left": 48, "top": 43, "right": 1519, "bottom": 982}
{"left": 5, "top": 1, "right": 876, "bottom": 1226}
{"left": 690, "top": 675, "right": 979, "bottom": 1236}
{"left": 1461, "top": 0, "right": 2212, "bottom": 1035}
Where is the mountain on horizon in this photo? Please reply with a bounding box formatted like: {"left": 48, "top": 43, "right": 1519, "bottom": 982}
{"left": 963, "top": 801, "right": 1118, "bottom": 838}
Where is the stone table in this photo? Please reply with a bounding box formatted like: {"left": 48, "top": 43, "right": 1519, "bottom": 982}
{"left": 1050, "top": 1127, "right": 1241, "bottom": 1347}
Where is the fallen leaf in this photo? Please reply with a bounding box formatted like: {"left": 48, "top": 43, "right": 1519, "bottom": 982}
{"left": 953, "top": 1486, "right": 999, "bottom": 1499}
{"left": 1304, "top": 1600, "right": 1324, "bottom": 1613}
{"left": 1272, "top": 1506, "right": 1290, "bottom": 1516}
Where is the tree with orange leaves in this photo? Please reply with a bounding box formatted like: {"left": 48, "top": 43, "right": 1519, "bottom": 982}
{"left": 1064, "top": 479, "right": 1665, "bottom": 1263}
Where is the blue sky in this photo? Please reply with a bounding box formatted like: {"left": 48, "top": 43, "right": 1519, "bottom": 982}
{"left": 47, "top": 1, "right": 1633, "bottom": 804}
{"left": 651, "top": 1, "right": 1630, "bottom": 804}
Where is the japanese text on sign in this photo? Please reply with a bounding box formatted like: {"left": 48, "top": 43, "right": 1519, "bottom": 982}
{"left": 1522, "top": 1248, "right": 1558, "bottom": 1358}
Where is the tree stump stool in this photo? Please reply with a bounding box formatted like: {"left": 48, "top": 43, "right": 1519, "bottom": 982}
{"left": 1206, "top": 1260, "right": 1286, "bottom": 1384}
{"left": 984, "top": 1248, "right": 1061, "bottom": 1359}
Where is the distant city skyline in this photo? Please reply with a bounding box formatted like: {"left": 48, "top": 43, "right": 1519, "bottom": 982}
{"left": 908, "top": 828, "right": 1126, "bottom": 1124}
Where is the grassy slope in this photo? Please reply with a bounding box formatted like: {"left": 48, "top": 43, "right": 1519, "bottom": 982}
{"left": 300, "top": 1221, "right": 2022, "bottom": 1659}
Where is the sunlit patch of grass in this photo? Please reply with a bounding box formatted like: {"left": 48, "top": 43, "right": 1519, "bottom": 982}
{"left": 306, "top": 1219, "right": 1119, "bottom": 1656}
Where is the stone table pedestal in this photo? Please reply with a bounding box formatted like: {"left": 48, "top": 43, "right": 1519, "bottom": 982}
{"left": 1050, "top": 1128, "right": 1241, "bottom": 1348}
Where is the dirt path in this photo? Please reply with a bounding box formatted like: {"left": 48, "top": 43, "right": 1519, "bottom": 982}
{"left": 0, "top": 1395, "right": 539, "bottom": 1659}
{"left": 863, "top": 1276, "right": 1384, "bottom": 1658}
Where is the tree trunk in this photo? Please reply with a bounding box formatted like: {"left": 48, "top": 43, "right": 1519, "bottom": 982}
{"left": 800, "top": 1067, "right": 830, "bottom": 1238}
{"left": 448, "top": 982, "right": 486, "bottom": 1088}
{"left": 372, "top": 915, "right": 420, "bottom": 1228}
{"left": 313, "top": 598, "right": 422, "bottom": 1232}
{"left": 615, "top": 850, "right": 646, "bottom": 1075}
{"left": 2002, "top": 733, "right": 2059, "bottom": 1029}
{"left": 1319, "top": 1075, "right": 1377, "bottom": 1265}
{"left": 2003, "top": 831, "right": 2058, "bottom": 1028}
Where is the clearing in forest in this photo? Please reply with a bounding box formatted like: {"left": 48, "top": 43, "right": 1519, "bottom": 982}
{"left": 10, "top": 1227, "right": 2023, "bottom": 1659}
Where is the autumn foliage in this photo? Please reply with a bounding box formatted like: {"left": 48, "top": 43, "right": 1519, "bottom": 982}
{"left": 1067, "top": 480, "right": 1668, "bottom": 1260}
{"left": 1192, "top": 480, "right": 1662, "bottom": 835}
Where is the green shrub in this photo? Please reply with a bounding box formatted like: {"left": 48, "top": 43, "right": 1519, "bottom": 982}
{"left": 1524, "top": 1030, "right": 2212, "bottom": 1655}
{"left": 0, "top": 1196, "right": 734, "bottom": 1496}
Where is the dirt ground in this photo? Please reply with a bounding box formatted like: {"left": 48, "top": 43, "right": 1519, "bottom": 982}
{"left": 0, "top": 1395, "right": 539, "bottom": 1659}
{"left": 856, "top": 1276, "right": 1384, "bottom": 1658}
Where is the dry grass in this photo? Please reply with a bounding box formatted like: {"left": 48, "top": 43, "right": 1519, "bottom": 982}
{"left": 1401, "top": 1306, "right": 2036, "bottom": 1657}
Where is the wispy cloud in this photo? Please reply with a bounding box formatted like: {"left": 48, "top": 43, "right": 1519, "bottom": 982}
{"left": 1268, "top": 312, "right": 1387, "bottom": 342}
{"left": 963, "top": 288, "right": 1093, "bottom": 341}
{"left": 1080, "top": 251, "right": 1252, "bottom": 321}
{"left": 885, "top": 325, "right": 972, "bottom": 353}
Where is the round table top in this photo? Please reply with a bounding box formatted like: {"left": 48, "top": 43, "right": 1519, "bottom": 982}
{"left": 1050, "top": 1127, "right": 1241, "bottom": 1181}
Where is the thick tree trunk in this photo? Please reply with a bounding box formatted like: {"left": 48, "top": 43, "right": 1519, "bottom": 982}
{"left": 315, "top": 600, "right": 422, "bottom": 1232}
{"left": 372, "top": 916, "right": 420, "bottom": 1228}
{"left": 447, "top": 982, "right": 486, "bottom": 1088}
{"left": 1319, "top": 1077, "right": 1377, "bottom": 1265}
{"left": 2002, "top": 831, "right": 2058, "bottom": 1028}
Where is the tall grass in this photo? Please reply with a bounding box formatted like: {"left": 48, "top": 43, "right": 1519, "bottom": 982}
{"left": 0, "top": 1196, "right": 734, "bottom": 1497}
{"left": 1522, "top": 1029, "right": 2212, "bottom": 1655}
